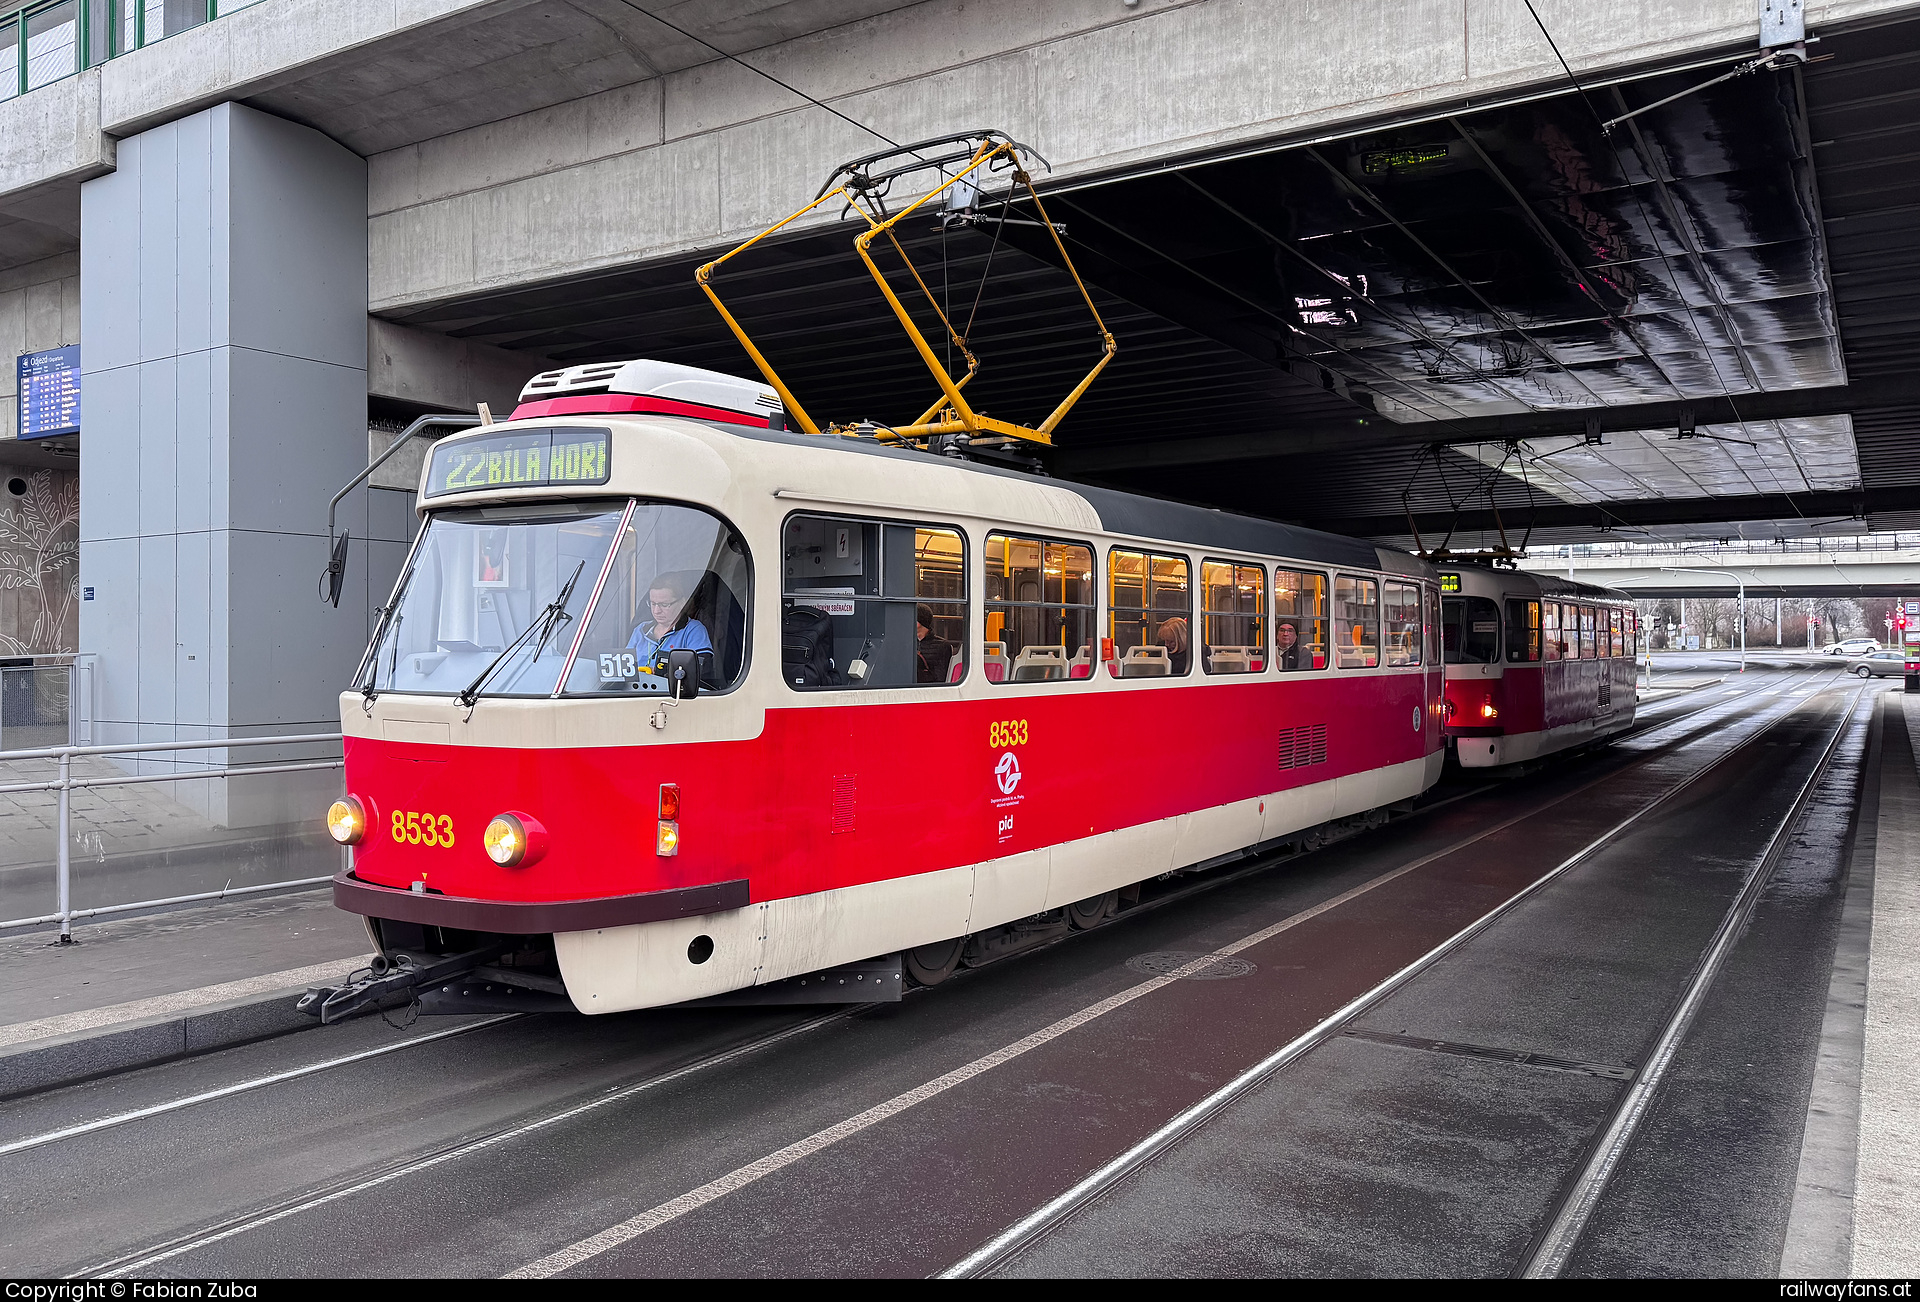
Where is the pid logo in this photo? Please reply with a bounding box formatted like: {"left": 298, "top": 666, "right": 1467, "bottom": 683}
{"left": 995, "top": 750, "right": 1022, "bottom": 795}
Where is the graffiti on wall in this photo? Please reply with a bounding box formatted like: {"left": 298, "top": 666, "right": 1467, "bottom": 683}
{"left": 0, "top": 467, "right": 79, "bottom": 655}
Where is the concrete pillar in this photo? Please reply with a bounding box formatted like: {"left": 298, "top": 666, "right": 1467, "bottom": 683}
{"left": 78, "top": 103, "right": 403, "bottom": 817}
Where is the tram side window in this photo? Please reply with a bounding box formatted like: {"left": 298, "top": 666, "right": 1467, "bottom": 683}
{"left": 1335, "top": 574, "right": 1381, "bottom": 668}
{"left": 780, "top": 515, "right": 967, "bottom": 689}
{"left": 1274, "top": 568, "right": 1328, "bottom": 671}
{"left": 1505, "top": 598, "right": 1542, "bottom": 662}
{"left": 986, "top": 535, "right": 1095, "bottom": 684}
{"left": 1383, "top": 580, "right": 1422, "bottom": 666}
{"left": 1108, "top": 550, "right": 1192, "bottom": 677}
{"left": 1201, "top": 560, "right": 1266, "bottom": 674}
{"left": 1543, "top": 602, "right": 1563, "bottom": 661}
{"left": 1625, "top": 609, "right": 1637, "bottom": 658}
{"left": 1578, "top": 606, "right": 1597, "bottom": 658}
{"left": 1443, "top": 595, "right": 1500, "bottom": 664}
{"left": 1610, "top": 608, "right": 1625, "bottom": 657}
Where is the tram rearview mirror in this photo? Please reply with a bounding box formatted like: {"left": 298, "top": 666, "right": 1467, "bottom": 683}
{"left": 667, "top": 649, "right": 700, "bottom": 699}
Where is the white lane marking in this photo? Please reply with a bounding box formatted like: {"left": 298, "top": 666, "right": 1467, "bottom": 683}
{"left": 504, "top": 752, "right": 1727, "bottom": 1281}
{"left": 88, "top": 1011, "right": 848, "bottom": 1278}
{"left": 0, "top": 1016, "right": 515, "bottom": 1159}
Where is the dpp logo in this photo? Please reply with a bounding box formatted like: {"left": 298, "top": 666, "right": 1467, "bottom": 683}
{"left": 995, "top": 750, "right": 1022, "bottom": 796}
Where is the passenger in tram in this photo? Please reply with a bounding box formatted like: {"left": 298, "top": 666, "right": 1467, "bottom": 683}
{"left": 627, "top": 572, "right": 714, "bottom": 673}
{"left": 915, "top": 603, "right": 954, "bottom": 683}
{"left": 1157, "top": 616, "right": 1191, "bottom": 675}
{"left": 1276, "top": 620, "right": 1302, "bottom": 670}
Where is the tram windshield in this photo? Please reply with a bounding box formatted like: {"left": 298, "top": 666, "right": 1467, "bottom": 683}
{"left": 1442, "top": 595, "right": 1501, "bottom": 664}
{"left": 363, "top": 501, "right": 749, "bottom": 698}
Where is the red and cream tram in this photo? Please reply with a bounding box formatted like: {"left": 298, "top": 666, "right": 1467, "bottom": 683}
{"left": 1439, "top": 565, "right": 1639, "bottom": 767}
{"left": 316, "top": 360, "right": 1452, "bottom": 1016}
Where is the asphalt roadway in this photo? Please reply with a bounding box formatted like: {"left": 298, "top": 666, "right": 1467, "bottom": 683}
{"left": 0, "top": 653, "right": 1873, "bottom": 1277}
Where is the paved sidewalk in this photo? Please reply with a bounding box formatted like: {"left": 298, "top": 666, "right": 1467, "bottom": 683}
{"left": 1851, "top": 696, "right": 1920, "bottom": 1274}
{"left": 1, "top": 891, "right": 370, "bottom": 1032}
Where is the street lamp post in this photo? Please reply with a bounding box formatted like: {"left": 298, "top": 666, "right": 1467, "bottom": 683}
{"left": 1660, "top": 568, "right": 1748, "bottom": 672}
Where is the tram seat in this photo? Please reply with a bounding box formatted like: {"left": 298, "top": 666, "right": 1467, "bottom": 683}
{"left": 1209, "top": 647, "right": 1251, "bottom": 674}
{"left": 1068, "top": 647, "right": 1093, "bottom": 679}
{"left": 983, "top": 641, "right": 1008, "bottom": 683}
{"left": 1012, "top": 646, "right": 1067, "bottom": 682}
{"left": 1118, "top": 645, "right": 1170, "bottom": 678}
{"left": 950, "top": 659, "right": 965, "bottom": 684}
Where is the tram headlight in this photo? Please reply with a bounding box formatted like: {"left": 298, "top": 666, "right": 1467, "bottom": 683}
{"left": 483, "top": 812, "right": 547, "bottom": 867}
{"left": 326, "top": 796, "right": 367, "bottom": 846}
{"left": 1480, "top": 694, "right": 1499, "bottom": 720}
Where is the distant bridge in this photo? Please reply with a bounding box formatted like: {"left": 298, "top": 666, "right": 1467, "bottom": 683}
{"left": 1517, "top": 552, "right": 1920, "bottom": 600}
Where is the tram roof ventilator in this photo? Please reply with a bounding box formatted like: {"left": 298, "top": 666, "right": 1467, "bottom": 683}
{"left": 511, "top": 359, "right": 789, "bottom": 429}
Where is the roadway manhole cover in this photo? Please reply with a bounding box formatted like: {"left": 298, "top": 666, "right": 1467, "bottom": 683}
{"left": 1125, "top": 951, "right": 1256, "bottom": 980}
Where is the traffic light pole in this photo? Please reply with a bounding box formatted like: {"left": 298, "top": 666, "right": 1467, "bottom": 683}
{"left": 1662, "top": 568, "right": 1747, "bottom": 672}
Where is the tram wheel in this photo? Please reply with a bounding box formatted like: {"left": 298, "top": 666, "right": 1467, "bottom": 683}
{"left": 1066, "top": 890, "right": 1118, "bottom": 931}
{"left": 904, "top": 936, "right": 966, "bottom": 986}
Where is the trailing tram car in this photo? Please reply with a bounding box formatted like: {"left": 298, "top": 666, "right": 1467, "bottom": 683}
{"left": 315, "top": 360, "right": 1450, "bottom": 1017}
{"left": 1439, "top": 564, "right": 1639, "bottom": 767}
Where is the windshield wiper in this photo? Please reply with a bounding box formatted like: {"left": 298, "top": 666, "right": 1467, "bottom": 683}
{"left": 456, "top": 560, "right": 588, "bottom": 709}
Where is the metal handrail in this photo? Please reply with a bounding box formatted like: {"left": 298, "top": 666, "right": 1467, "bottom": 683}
{"left": 0, "top": 731, "right": 347, "bottom": 941}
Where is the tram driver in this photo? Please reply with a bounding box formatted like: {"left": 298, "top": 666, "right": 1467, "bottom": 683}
{"left": 628, "top": 572, "right": 714, "bottom": 674}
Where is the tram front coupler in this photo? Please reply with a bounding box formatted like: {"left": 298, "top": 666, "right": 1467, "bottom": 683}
{"left": 297, "top": 940, "right": 513, "bottom": 1024}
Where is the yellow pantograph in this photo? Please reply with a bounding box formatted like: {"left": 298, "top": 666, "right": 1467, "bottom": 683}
{"left": 696, "top": 131, "right": 1115, "bottom": 448}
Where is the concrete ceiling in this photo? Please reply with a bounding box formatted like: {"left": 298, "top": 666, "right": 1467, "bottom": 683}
{"left": 0, "top": 0, "right": 915, "bottom": 273}
{"left": 385, "top": 8, "right": 1920, "bottom": 549}
{"left": 245, "top": 0, "right": 917, "bottom": 157}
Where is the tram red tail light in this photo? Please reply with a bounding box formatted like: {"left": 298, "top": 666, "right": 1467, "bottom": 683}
{"left": 658, "top": 783, "right": 681, "bottom": 856}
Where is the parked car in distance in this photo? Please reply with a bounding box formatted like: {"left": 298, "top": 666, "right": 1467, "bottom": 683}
{"left": 1828, "top": 638, "right": 1881, "bottom": 656}
{"left": 1846, "top": 649, "right": 1908, "bottom": 677}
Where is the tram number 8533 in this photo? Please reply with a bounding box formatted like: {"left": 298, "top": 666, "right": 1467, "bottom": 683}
{"left": 393, "top": 810, "right": 456, "bottom": 847}
{"left": 988, "top": 720, "right": 1029, "bottom": 748}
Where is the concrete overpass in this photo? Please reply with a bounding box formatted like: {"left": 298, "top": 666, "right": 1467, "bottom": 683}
{"left": 1520, "top": 548, "right": 1920, "bottom": 597}
{"left": 4, "top": 0, "right": 1920, "bottom": 751}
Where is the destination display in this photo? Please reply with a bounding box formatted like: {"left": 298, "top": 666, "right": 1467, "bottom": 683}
{"left": 424, "top": 427, "right": 611, "bottom": 497}
{"left": 1440, "top": 573, "right": 1461, "bottom": 593}
{"left": 17, "top": 346, "right": 80, "bottom": 439}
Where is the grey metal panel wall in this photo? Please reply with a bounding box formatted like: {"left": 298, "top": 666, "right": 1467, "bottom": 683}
{"left": 79, "top": 103, "right": 393, "bottom": 792}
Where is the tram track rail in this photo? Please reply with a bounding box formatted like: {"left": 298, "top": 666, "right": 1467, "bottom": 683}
{"left": 15, "top": 666, "right": 1838, "bottom": 1277}
{"left": 940, "top": 675, "right": 1871, "bottom": 1278}
{"left": 69, "top": 1010, "right": 853, "bottom": 1279}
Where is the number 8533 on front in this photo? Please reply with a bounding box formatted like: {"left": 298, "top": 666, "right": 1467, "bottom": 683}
{"left": 392, "top": 810, "right": 455, "bottom": 847}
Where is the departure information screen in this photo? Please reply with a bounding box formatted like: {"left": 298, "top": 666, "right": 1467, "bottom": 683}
{"left": 424, "top": 427, "right": 611, "bottom": 497}
{"left": 17, "top": 346, "right": 80, "bottom": 439}
{"left": 1439, "top": 574, "right": 1461, "bottom": 593}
